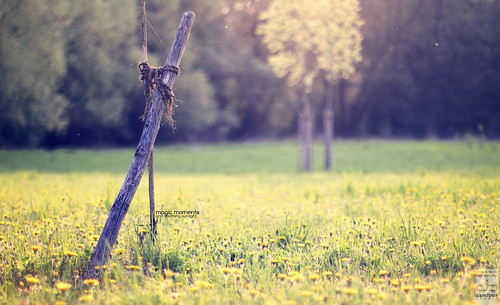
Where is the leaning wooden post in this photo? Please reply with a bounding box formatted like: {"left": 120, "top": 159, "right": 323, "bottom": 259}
{"left": 87, "top": 11, "right": 195, "bottom": 277}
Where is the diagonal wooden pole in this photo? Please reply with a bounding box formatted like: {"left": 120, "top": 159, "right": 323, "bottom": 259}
{"left": 87, "top": 11, "right": 195, "bottom": 278}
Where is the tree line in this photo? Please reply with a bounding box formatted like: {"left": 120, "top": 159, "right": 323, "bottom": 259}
{"left": 1, "top": 0, "right": 499, "bottom": 148}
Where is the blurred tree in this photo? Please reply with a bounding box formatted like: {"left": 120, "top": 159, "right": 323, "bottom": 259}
{"left": 58, "top": 0, "right": 139, "bottom": 146}
{"left": 315, "top": 0, "right": 363, "bottom": 170}
{"left": 356, "top": 0, "right": 500, "bottom": 138}
{"left": 144, "top": 0, "right": 242, "bottom": 142}
{"left": 256, "top": 0, "right": 363, "bottom": 171}
{"left": 0, "top": 0, "right": 70, "bottom": 147}
{"left": 2, "top": 0, "right": 499, "bottom": 148}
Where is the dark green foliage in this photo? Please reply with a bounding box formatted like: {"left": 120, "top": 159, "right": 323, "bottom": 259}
{"left": 0, "top": 0, "right": 69, "bottom": 146}
{"left": 1, "top": 0, "right": 499, "bottom": 147}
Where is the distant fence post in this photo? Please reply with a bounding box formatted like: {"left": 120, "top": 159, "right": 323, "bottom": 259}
{"left": 86, "top": 12, "right": 195, "bottom": 278}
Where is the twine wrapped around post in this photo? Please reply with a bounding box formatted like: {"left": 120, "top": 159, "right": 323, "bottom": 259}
{"left": 86, "top": 11, "right": 195, "bottom": 278}
{"left": 138, "top": 62, "right": 180, "bottom": 128}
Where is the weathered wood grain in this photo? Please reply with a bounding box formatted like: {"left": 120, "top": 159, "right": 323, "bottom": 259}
{"left": 87, "top": 12, "right": 195, "bottom": 277}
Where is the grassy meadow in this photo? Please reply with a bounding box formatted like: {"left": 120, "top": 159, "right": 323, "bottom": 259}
{"left": 0, "top": 140, "right": 499, "bottom": 304}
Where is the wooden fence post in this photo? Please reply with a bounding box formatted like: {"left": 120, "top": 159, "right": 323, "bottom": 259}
{"left": 86, "top": 11, "right": 195, "bottom": 278}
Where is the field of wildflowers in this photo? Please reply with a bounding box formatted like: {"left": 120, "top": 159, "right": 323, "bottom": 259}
{"left": 0, "top": 141, "right": 498, "bottom": 304}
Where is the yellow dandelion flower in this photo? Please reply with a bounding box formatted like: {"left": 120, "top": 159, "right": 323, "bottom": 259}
{"left": 470, "top": 270, "right": 484, "bottom": 277}
{"left": 54, "top": 301, "right": 67, "bottom": 305}
{"left": 365, "top": 288, "right": 378, "bottom": 295}
{"left": 25, "top": 276, "right": 40, "bottom": 285}
{"left": 291, "top": 274, "right": 305, "bottom": 282}
{"left": 83, "top": 279, "right": 99, "bottom": 286}
{"left": 78, "top": 295, "right": 93, "bottom": 302}
{"left": 391, "top": 279, "right": 400, "bottom": 287}
{"left": 109, "top": 279, "right": 117, "bottom": 284}
{"left": 173, "top": 227, "right": 181, "bottom": 232}
{"left": 309, "top": 273, "right": 320, "bottom": 281}
{"left": 441, "top": 278, "right": 450, "bottom": 284}
{"left": 238, "top": 258, "right": 246, "bottom": 264}
{"left": 341, "top": 257, "right": 351, "bottom": 263}
{"left": 32, "top": 246, "right": 41, "bottom": 253}
{"left": 125, "top": 265, "right": 141, "bottom": 271}
{"left": 115, "top": 248, "right": 125, "bottom": 255}
{"left": 55, "top": 282, "right": 72, "bottom": 291}
{"left": 425, "top": 260, "right": 431, "bottom": 266}
{"left": 63, "top": 251, "right": 77, "bottom": 257}
{"left": 277, "top": 273, "right": 287, "bottom": 280}
{"left": 340, "top": 287, "right": 358, "bottom": 295}
{"left": 373, "top": 278, "right": 385, "bottom": 283}
{"left": 480, "top": 258, "right": 487, "bottom": 264}
{"left": 162, "top": 269, "right": 174, "bottom": 278}
{"left": 460, "top": 256, "right": 476, "bottom": 265}
{"left": 323, "top": 271, "right": 333, "bottom": 277}
{"left": 197, "top": 280, "right": 213, "bottom": 289}
{"left": 249, "top": 289, "right": 259, "bottom": 296}
{"left": 189, "top": 286, "right": 199, "bottom": 293}
{"left": 270, "top": 259, "right": 279, "bottom": 264}
{"left": 297, "top": 243, "right": 305, "bottom": 248}
{"left": 379, "top": 270, "right": 388, "bottom": 276}
{"left": 441, "top": 256, "right": 447, "bottom": 261}
{"left": 335, "top": 272, "right": 342, "bottom": 279}
{"left": 415, "top": 284, "right": 430, "bottom": 292}
{"left": 401, "top": 285, "right": 411, "bottom": 292}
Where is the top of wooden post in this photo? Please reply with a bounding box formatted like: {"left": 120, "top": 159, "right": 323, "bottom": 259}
{"left": 163, "top": 12, "right": 195, "bottom": 88}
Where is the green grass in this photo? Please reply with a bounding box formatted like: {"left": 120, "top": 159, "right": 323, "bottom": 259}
{"left": 0, "top": 140, "right": 498, "bottom": 305}
{"left": 1, "top": 140, "right": 499, "bottom": 174}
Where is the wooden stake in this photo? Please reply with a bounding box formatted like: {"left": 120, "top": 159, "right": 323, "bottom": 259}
{"left": 87, "top": 11, "right": 195, "bottom": 277}
{"left": 141, "top": 0, "right": 157, "bottom": 238}
{"left": 141, "top": 0, "right": 147, "bottom": 63}
{"left": 148, "top": 149, "right": 156, "bottom": 237}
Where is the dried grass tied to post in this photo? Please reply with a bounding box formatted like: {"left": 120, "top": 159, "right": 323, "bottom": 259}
{"left": 138, "top": 62, "right": 180, "bottom": 128}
